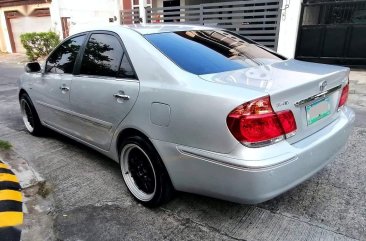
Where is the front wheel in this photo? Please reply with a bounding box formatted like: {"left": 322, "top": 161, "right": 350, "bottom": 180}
{"left": 120, "top": 136, "right": 174, "bottom": 207}
{"left": 20, "top": 93, "right": 44, "bottom": 136}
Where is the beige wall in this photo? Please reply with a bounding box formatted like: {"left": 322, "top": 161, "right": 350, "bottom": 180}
{"left": 11, "top": 16, "right": 52, "bottom": 53}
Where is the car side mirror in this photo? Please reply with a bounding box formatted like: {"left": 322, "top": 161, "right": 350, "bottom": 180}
{"left": 25, "top": 62, "right": 41, "bottom": 73}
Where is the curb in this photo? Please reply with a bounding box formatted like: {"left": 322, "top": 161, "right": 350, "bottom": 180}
{"left": 0, "top": 150, "right": 54, "bottom": 241}
{"left": 0, "top": 159, "right": 23, "bottom": 241}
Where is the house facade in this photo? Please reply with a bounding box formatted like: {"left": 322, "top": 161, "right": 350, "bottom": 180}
{"left": 121, "top": 0, "right": 300, "bottom": 58}
{"left": 122, "top": 0, "right": 366, "bottom": 65}
{"left": 0, "top": 0, "right": 121, "bottom": 53}
{"left": 0, "top": 0, "right": 52, "bottom": 53}
{"left": 50, "top": 0, "right": 121, "bottom": 38}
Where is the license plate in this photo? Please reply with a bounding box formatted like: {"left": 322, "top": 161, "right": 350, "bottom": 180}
{"left": 305, "top": 97, "right": 331, "bottom": 125}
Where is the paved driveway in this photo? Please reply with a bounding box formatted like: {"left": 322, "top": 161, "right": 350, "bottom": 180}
{"left": 1, "top": 62, "right": 366, "bottom": 241}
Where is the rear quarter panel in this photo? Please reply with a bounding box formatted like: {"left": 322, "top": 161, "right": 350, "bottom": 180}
{"left": 110, "top": 29, "right": 265, "bottom": 159}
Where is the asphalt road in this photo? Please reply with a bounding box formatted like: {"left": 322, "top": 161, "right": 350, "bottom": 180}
{"left": 1, "top": 63, "right": 366, "bottom": 241}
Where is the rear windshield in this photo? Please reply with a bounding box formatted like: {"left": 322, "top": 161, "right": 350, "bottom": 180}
{"left": 145, "top": 30, "right": 286, "bottom": 75}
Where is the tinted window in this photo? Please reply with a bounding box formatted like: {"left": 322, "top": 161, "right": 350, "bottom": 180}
{"left": 145, "top": 30, "right": 285, "bottom": 75}
{"left": 117, "top": 54, "right": 136, "bottom": 79}
{"left": 46, "top": 35, "right": 85, "bottom": 74}
{"left": 80, "top": 34, "right": 123, "bottom": 77}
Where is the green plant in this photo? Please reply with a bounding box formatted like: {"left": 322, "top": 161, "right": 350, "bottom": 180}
{"left": 0, "top": 140, "right": 12, "bottom": 150}
{"left": 20, "top": 31, "right": 60, "bottom": 61}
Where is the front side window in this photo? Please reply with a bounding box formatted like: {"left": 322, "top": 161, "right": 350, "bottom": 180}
{"left": 80, "top": 33, "right": 123, "bottom": 77}
{"left": 46, "top": 35, "right": 85, "bottom": 74}
{"left": 145, "top": 30, "right": 286, "bottom": 75}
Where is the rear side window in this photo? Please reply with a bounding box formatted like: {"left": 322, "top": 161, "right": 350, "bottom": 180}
{"left": 80, "top": 33, "right": 123, "bottom": 77}
{"left": 145, "top": 30, "right": 285, "bottom": 75}
{"left": 118, "top": 54, "right": 136, "bottom": 79}
{"left": 46, "top": 35, "right": 85, "bottom": 74}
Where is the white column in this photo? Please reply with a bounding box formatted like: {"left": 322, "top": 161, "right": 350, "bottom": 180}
{"left": 50, "top": 0, "right": 63, "bottom": 38}
{"left": 0, "top": 10, "right": 13, "bottom": 53}
{"left": 276, "top": 0, "right": 303, "bottom": 58}
{"left": 114, "top": 0, "right": 121, "bottom": 25}
{"left": 139, "top": 0, "right": 147, "bottom": 23}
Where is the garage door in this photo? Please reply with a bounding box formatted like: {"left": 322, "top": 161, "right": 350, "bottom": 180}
{"left": 10, "top": 16, "right": 52, "bottom": 53}
{"left": 296, "top": 0, "right": 366, "bottom": 66}
{"left": 144, "top": 0, "right": 283, "bottom": 50}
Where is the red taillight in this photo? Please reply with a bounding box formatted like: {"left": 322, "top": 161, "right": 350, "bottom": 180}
{"left": 338, "top": 82, "right": 349, "bottom": 108}
{"left": 277, "top": 110, "right": 297, "bottom": 134}
{"left": 227, "top": 96, "right": 297, "bottom": 147}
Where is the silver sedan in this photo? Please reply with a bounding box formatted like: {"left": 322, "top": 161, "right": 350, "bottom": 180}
{"left": 18, "top": 24, "right": 355, "bottom": 207}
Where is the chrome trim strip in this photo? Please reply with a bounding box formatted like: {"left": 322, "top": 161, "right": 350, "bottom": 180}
{"left": 36, "top": 101, "right": 113, "bottom": 129}
{"left": 73, "top": 75, "right": 139, "bottom": 83}
{"left": 178, "top": 147, "right": 299, "bottom": 171}
{"left": 176, "top": 145, "right": 299, "bottom": 172}
{"left": 294, "top": 84, "right": 342, "bottom": 107}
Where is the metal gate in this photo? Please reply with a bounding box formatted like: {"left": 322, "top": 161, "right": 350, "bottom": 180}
{"left": 144, "top": 0, "right": 283, "bottom": 50}
{"left": 296, "top": 0, "right": 366, "bottom": 66}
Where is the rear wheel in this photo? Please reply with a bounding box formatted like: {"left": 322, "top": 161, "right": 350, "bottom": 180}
{"left": 120, "top": 135, "right": 174, "bottom": 207}
{"left": 20, "top": 93, "right": 43, "bottom": 136}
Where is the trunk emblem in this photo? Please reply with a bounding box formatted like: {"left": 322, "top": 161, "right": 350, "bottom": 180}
{"left": 276, "top": 101, "right": 289, "bottom": 107}
{"left": 319, "top": 81, "right": 327, "bottom": 92}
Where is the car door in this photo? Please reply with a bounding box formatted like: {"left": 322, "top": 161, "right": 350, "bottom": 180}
{"left": 32, "top": 34, "right": 86, "bottom": 132}
{"left": 69, "top": 32, "right": 140, "bottom": 150}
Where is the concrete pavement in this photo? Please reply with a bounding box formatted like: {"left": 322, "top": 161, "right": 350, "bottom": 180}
{"left": 349, "top": 70, "right": 366, "bottom": 108}
{"left": 0, "top": 60, "right": 366, "bottom": 241}
{"left": 0, "top": 53, "right": 27, "bottom": 65}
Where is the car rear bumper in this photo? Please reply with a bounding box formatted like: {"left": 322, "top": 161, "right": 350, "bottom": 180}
{"left": 152, "top": 106, "right": 355, "bottom": 204}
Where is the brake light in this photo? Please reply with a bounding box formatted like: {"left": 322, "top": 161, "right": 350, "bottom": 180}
{"left": 277, "top": 110, "right": 297, "bottom": 134}
{"left": 226, "top": 96, "right": 297, "bottom": 147}
{"left": 338, "top": 82, "right": 349, "bottom": 108}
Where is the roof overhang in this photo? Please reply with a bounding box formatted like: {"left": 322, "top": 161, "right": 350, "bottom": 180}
{"left": 0, "top": 0, "right": 50, "bottom": 8}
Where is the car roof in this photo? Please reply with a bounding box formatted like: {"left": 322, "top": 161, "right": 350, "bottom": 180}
{"left": 72, "top": 24, "right": 217, "bottom": 36}
{"left": 124, "top": 24, "right": 216, "bottom": 35}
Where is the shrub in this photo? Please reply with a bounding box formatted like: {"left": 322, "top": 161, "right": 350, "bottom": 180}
{"left": 20, "top": 31, "right": 60, "bottom": 61}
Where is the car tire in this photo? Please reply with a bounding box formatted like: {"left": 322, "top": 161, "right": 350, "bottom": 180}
{"left": 20, "top": 93, "right": 44, "bottom": 136}
{"left": 120, "top": 135, "right": 174, "bottom": 207}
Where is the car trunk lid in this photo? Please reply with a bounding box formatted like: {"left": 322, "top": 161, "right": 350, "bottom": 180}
{"left": 199, "top": 59, "right": 349, "bottom": 144}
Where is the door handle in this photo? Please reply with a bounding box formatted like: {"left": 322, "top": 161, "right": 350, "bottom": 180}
{"left": 59, "top": 86, "right": 70, "bottom": 91}
{"left": 113, "top": 93, "right": 130, "bottom": 100}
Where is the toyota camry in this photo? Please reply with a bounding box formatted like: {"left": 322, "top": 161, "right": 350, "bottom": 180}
{"left": 18, "top": 24, "right": 355, "bottom": 207}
